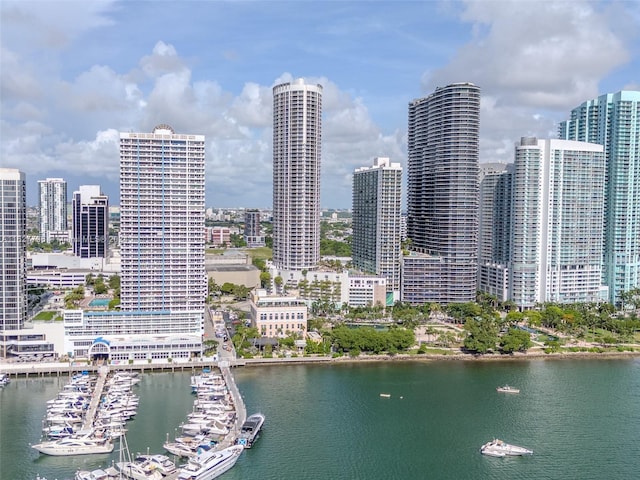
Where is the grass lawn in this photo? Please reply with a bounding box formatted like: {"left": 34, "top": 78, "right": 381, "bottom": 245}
{"left": 243, "top": 247, "right": 272, "bottom": 260}
{"left": 33, "top": 311, "right": 57, "bottom": 320}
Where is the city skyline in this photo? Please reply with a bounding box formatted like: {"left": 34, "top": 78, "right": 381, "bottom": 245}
{"left": 2, "top": 1, "right": 639, "bottom": 209}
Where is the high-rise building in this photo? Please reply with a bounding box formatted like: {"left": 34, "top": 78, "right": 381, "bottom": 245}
{"left": 244, "top": 209, "right": 265, "bottom": 247}
{"left": 119, "top": 124, "right": 206, "bottom": 312}
{"left": 509, "top": 137, "right": 606, "bottom": 308}
{"left": 559, "top": 91, "right": 640, "bottom": 305}
{"left": 272, "top": 79, "right": 322, "bottom": 271}
{"left": 72, "top": 185, "right": 109, "bottom": 258}
{"left": 405, "top": 82, "right": 480, "bottom": 304}
{"left": 38, "top": 177, "right": 67, "bottom": 242}
{"left": 478, "top": 163, "right": 513, "bottom": 301}
{"left": 352, "top": 157, "right": 402, "bottom": 298}
{"left": 0, "top": 168, "right": 27, "bottom": 330}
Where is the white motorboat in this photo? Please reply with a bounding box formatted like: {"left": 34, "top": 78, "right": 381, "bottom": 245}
{"left": 480, "top": 439, "right": 533, "bottom": 457}
{"left": 32, "top": 433, "right": 114, "bottom": 456}
{"left": 236, "top": 413, "right": 265, "bottom": 448}
{"left": 133, "top": 454, "right": 177, "bottom": 475}
{"left": 75, "top": 467, "right": 120, "bottom": 480}
{"left": 496, "top": 385, "right": 520, "bottom": 394}
{"left": 0, "top": 373, "right": 11, "bottom": 386}
{"left": 177, "top": 444, "right": 244, "bottom": 480}
{"left": 164, "top": 435, "right": 215, "bottom": 458}
{"left": 116, "top": 460, "right": 164, "bottom": 480}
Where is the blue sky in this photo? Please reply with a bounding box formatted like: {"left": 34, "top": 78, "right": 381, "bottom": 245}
{"left": 2, "top": 0, "right": 639, "bottom": 208}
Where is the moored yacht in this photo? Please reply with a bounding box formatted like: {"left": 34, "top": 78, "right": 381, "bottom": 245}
{"left": 236, "top": 412, "right": 265, "bottom": 448}
{"left": 177, "top": 444, "right": 244, "bottom": 480}
{"left": 32, "top": 432, "right": 114, "bottom": 456}
{"left": 480, "top": 439, "right": 533, "bottom": 457}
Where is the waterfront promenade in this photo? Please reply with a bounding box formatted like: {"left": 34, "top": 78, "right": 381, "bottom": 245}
{"left": 2, "top": 347, "right": 638, "bottom": 379}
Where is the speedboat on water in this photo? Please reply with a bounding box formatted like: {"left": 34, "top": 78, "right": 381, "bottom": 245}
{"left": 236, "top": 413, "right": 265, "bottom": 448}
{"left": 496, "top": 385, "right": 520, "bottom": 394}
{"left": 177, "top": 444, "right": 244, "bottom": 480}
{"left": 480, "top": 439, "right": 533, "bottom": 457}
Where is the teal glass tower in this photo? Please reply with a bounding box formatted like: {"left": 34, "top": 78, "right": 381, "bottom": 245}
{"left": 559, "top": 91, "right": 640, "bottom": 306}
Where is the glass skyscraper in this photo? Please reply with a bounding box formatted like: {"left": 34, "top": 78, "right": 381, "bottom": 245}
{"left": 405, "top": 82, "right": 480, "bottom": 304}
{"left": 559, "top": 91, "right": 640, "bottom": 305}
{"left": 72, "top": 185, "right": 109, "bottom": 258}
{"left": 0, "top": 168, "right": 27, "bottom": 329}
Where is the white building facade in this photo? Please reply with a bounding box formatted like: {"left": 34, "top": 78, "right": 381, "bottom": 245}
{"left": 38, "top": 177, "right": 68, "bottom": 243}
{"left": 509, "top": 138, "right": 606, "bottom": 308}
{"left": 272, "top": 79, "right": 323, "bottom": 271}
{"left": 119, "top": 125, "right": 206, "bottom": 312}
{"left": 352, "top": 157, "right": 402, "bottom": 300}
{"left": 250, "top": 289, "right": 308, "bottom": 338}
{"left": 63, "top": 125, "right": 206, "bottom": 360}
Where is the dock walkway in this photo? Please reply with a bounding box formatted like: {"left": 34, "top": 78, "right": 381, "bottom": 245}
{"left": 81, "top": 366, "right": 109, "bottom": 431}
{"left": 217, "top": 362, "right": 246, "bottom": 449}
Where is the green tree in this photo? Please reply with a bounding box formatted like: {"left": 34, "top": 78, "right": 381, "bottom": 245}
{"left": 260, "top": 271, "right": 272, "bottom": 288}
{"left": 500, "top": 328, "right": 532, "bottom": 353}
{"left": 463, "top": 318, "right": 498, "bottom": 354}
{"left": 447, "top": 302, "right": 482, "bottom": 323}
{"left": 230, "top": 233, "right": 247, "bottom": 248}
{"left": 252, "top": 257, "right": 266, "bottom": 271}
{"left": 93, "top": 277, "right": 108, "bottom": 295}
{"left": 108, "top": 274, "right": 121, "bottom": 291}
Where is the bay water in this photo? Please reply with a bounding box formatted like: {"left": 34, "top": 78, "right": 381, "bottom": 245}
{"left": 1, "top": 358, "right": 639, "bottom": 479}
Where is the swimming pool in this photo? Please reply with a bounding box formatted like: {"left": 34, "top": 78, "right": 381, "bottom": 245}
{"left": 89, "top": 298, "right": 111, "bottom": 306}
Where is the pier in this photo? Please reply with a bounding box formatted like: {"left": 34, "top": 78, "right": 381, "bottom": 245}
{"left": 81, "top": 366, "right": 109, "bottom": 431}
{"left": 217, "top": 361, "right": 247, "bottom": 448}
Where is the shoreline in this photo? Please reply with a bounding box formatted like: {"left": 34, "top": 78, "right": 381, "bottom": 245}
{"left": 2, "top": 348, "right": 639, "bottom": 377}
{"left": 326, "top": 349, "right": 640, "bottom": 364}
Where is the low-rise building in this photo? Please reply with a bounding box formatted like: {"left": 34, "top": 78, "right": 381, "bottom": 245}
{"left": 62, "top": 310, "right": 203, "bottom": 361}
{"left": 250, "top": 289, "right": 307, "bottom": 337}
{"left": 205, "top": 252, "right": 260, "bottom": 289}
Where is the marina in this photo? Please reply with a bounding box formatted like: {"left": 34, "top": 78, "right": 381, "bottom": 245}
{"left": 2, "top": 359, "right": 640, "bottom": 479}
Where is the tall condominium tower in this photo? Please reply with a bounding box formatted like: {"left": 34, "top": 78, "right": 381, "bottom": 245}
{"left": 244, "top": 209, "right": 264, "bottom": 247}
{"left": 0, "top": 168, "right": 27, "bottom": 329}
{"left": 559, "top": 91, "right": 640, "bottom": 305}
{"left": 119, "top": 124, "right": 206, "bottom": 312}
{"left": 478, "top": 163, "right": 513, "bottom": 301}
{"left": 72, "top": 185, "right": 109, "bottom": 258}
{"left": 272, "top": 79, "right": 322, "bottom": 271}
{"left": 509, "top": 138, "right": 605, "bottom": 308}
{"left": 352, "top": 157, "right": 403, "bottom": 296}
{"left": 405, "top": 82, "right": 480, "bottom": 304}
{"left": 38, "top": 177, "right": 67, "bottom": 242}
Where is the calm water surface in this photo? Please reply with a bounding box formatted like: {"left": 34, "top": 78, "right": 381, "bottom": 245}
{"left": 1, "top": 359, "right": 639, "bottom": 480}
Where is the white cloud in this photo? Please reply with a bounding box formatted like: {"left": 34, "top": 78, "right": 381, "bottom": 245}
{"left": 0, "top": 0, "right": 116, "bottom": 50}
{"left": 0, "top": 36, "right": 400, "bottom": 207}
{"left": 422, "top": 0, "right": 632, "bottom": 163}
{"left": 0, "top": 47, "right": 42, "bottom": 101}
